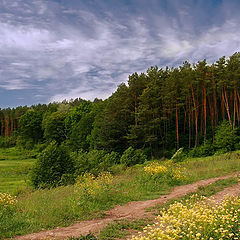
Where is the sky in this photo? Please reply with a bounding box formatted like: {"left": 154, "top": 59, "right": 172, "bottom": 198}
{"left": 1, "top": 0, "right": 240, "bottom": 108}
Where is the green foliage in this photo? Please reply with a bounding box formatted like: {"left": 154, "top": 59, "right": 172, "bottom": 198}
{"left": 102, "top": 151, "right": 120, "bottom": 167}
{"left": 188, "top": 140, "right": 215, "bottom": 157}
{"left": 0, "top": 136, "right": 16, "bottom": 148}
{"left": 92, "top": 84, "right": 132, "bottom": 153}
{"left": 18, "top": 110, "right": 44, "bottom": 146}
{"left": 42, "top": 111, "right": 67, "bottom": 144}
{"left": 65, "top": 101, "right": 93, "bottom": 133}
{"left": 214, "top": 120, "right": 238, "bottom": 153}
{"left": 74, "top": 150, "right": 105, "bottom": 176}
{"left": 67, "top": 112, "right": 94, "bottom": 152}
{"left": 74, "top": 150, "right": 120, "bottom": 176}
{"left": 31, "top": 141, "right": 74, "bottom": 188}
{"left": 188, "top": 121, "right": 239, "bottom": 157}
{"left": 74, "top": 172, "right": 114, "bottom": 211}
{"left": 120, "top": 147, "right": 147, "bottom": 166}
{"left": 1, "top": 150, "right": 240, "bottom": 239}
{"left": 171, "top": 147, "right": 185, "bottom": 162}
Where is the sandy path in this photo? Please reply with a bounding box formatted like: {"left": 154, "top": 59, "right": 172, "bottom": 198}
{"left": 126, "top": 181, "right": 240, "bottom": 240}
{"left": 209, "top": 183, "right": 240, "bottom": 203}
{"left": 15, "top": 172, "right": 239, "bottom": 240}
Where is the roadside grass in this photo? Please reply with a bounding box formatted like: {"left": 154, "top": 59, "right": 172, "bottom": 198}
{"left": 150, "top": 177, "right": 239, "bottom": 214}
{"left": 98, "top": 218, "right": 153, "bottom": 240}
{"left": 98, "top": 177, "right": 239, "bottom": 240}
{"left": 182, "top": 151, "right": 240, "bottom": 182}
{"left": 0, "top": 150, "right": 240, "bottom": 239}
{"left": 0, "top": 147, "right": 36, "bottom": 194}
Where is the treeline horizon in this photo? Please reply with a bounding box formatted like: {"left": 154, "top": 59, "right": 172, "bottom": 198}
{"left": 1, "top": 52, "right": 240, "bottom": 157}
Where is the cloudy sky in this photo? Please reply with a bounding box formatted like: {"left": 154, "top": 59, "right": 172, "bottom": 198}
{"left": 1, "top": 0, "right": 240, "bottom": 108}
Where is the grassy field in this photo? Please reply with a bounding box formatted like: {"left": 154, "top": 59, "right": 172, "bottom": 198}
{"left": 0, "top": 147, "right": 36, "bottom": 194}
{"left": 0, "top": 149, "right": 240, "bottom": 239}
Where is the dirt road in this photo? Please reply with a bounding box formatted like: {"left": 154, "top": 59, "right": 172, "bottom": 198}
{"left": 15, "top": 172, "right": 240, "bottom": 240}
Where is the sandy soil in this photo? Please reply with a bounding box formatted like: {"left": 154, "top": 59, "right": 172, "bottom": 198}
{"left": 15, "top": 172, "right": 240, "bottom": 240}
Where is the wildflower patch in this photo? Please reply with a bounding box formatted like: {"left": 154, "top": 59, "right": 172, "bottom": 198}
{"left": 131, "top": 195, "right": 240, "bottom": 240}
{"left": 143, "top": 160, "right": 188, "bottom": 184}
{"left": 74, "top": 172, "right": 113, "bottom": 208}
{"left": 0, "top": 192, "right": 17, "bottom": 208}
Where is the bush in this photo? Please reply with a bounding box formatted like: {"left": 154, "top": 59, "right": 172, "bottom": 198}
{"left": 214, "top": 120, "right": 238, "bottom": 153}
{"left": 31, "top": 141, "right": 74, "bottom": 188}
{"left": 120, "top": 147, "right": 147, "bottom": 166}
{"left": 74, "top": 150, "right": 120, "bottom": 176}
{"left": 16, "top": 136, "right": 35, "bottom": 149}
{"left": 74, "top": 150, "right": 106, "bottom": 176}
{"left": 99, "top": 151, "right": 120, "bottom": 170}
{"left": 0, "top": 136, "right": 16, "bottom": 148}
{"left": 42, "top": 111, "right": 67, "bottom": 144}
{"left": 188, "top": 140, "right": 215, "bottom": 158}
{"left": 74, "top": 172, "right": 114, "bottom": 212}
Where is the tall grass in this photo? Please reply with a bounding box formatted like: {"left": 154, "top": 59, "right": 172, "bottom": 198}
{"left": 183, "top": 151, "right": 240, "bottom": 181}
{"left": 0, "top": 150, "right": 240, "bottom": 239}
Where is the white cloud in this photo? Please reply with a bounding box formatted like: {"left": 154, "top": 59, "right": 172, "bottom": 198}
{"left": 0, "top": 79, "right": 34, "bottom": 90}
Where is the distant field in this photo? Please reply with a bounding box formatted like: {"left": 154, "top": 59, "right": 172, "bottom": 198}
{"left": 0, "top": 147, "right": 36, "bottom": 194}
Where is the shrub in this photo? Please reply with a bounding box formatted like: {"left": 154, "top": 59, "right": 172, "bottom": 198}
{"left": 74, "top": 150, "right": 120, "bottom": 176}
{"left": 214, "top": 120, "right": 238, "bottom": 152}
{"left": 16, "top": 136, "right": 35, "bottom": 149}
{"left": 144, "top": 162, "right": 167, "bottom": 176}
{"left": 99, "top": 151, "right": 120, "bottom": 170}
{"left": 0, "top": 136, "right": 16, "bottom": 148}
{"left": 188, "top": 140, "right": 215, "bottom": 157}
{"left": 74, "top": 150, "right": 106, "bottom": 176}
{"left": 31, "top": 141, "right": 74, "bottom": 188}
{"left": 75, "top": 172, "right": 113, "bottom": 198}
{"left": 120, "top": 147, "right": 147, "bottom": 166}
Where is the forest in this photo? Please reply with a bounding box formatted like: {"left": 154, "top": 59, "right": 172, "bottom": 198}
{"left": 1, "top": 53, "right": 240, "bottom": 187}
{"left": 1, "top": 53, "right": 240, "bottom": 240}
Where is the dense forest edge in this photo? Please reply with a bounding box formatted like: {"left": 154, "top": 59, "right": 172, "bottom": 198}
{"left": 1, "top": 53, "right": 240, "bottom": 187}
{"left": 1, "top": 53, "right": 240, "bottom": 239}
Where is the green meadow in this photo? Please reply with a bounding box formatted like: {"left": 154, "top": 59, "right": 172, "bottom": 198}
{"left": 0, "top": 148, "right": 240, "bottom": 239}
{"left": 0, "top": 147, "right": 35, "bottom": 194}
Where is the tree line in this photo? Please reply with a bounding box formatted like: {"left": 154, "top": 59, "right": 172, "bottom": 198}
{"left": 1, "top": 53, "right": 240, "bottom": 158}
